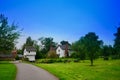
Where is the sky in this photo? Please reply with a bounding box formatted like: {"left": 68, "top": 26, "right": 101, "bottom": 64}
{"left": 0, "top": 0, "right": 120, "bottom": 49}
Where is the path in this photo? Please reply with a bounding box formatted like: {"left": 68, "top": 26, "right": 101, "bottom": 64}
{"left": 15, "top": 63, "right": 59, "bottom": 80}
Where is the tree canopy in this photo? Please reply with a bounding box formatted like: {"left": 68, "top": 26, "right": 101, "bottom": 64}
{"left": 114, "top": 26, "right": 120, "bottom": 58}
{"left": 38, "top": 37, "right": 57, "bottom": 54}
{"left": 72, "top": 32, "right": 103, "bottom": 65}
{"left": 84, "top": 32, "right": 103, "bottom": 65}
{"left": 0, "top": 14, "right": 20, "bottom": 53}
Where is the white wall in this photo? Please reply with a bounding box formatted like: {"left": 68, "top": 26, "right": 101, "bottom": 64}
{"left": 26, "top": 55, "right": 35, "bottom": 61}
{"left": 23, "top": 49, "right": 36, "bottom": 61}
{"left": 56, "top": 46, "right": 65, "bottom": 57}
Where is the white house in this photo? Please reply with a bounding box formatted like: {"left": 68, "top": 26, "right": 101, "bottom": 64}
{"left": 56, "top": 45, "right": 71, "bottom": 57}
{"left": 23, "top": 46, "right": 36, "bottom": 61}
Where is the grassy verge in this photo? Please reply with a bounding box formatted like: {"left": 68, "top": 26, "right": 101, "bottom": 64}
{"left": 35, "top": 59, "right": 120, "bottom": 80}
{"left": 0, "top": 61, "right": 17, "bottom": 80}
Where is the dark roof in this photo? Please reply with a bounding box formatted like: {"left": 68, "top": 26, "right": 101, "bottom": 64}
{"left": 25, "top": 46, "right": 36, "bottom": 52}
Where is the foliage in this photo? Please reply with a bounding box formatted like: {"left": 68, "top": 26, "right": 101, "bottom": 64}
{"left": 0, "top": 61, "right": 16, "bottom": 80}
{"left": 71, "top": 37, "right": 86, "bottom": 60}
{"left": 0, "top": 14, "right": 20, "bottom": 53}
{"left": 25, "top": 36, "right": 34, "bottom": 46}
{"left": 35, "top": 59, "right": 120, "bottom": 80}
{"left": 114, "top": 26, "right": 120, "bottom": 58}
{"left": 60, "top": 40, "right": 71, "bottom": 45}
{"left": 72, "top": 32, "right": 103, "bottom": 65}
{"left": 17, "top": 49, "right": 22, "bottom": 54}
{"left": 38, "top": 37, "right": 57, "bottom": 54}
{"left": 102, "top": 45, "right": 112, "bottom": 60}
{"left": 22, "top": 36, "right": 34, "bottom": 53}
{"left": 47, "top": 51, "right": 58, "bottom": 58}
{"left": 83, "top": 32, "right": 103, "bottom": 65}
{"left": 36, "top": 58, "right": 75, "bottom": 63}
{"left": 15, "top": 55, "right": 19, "bottom": 60}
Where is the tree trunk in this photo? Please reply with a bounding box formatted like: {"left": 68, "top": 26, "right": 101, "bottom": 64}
{"left": 90, "top": 58, "right": 93, "bottom": 66}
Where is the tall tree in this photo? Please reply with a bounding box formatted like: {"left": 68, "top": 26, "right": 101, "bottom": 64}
{"left": 114, "top": 26, "right": 120, "bottom": 58}
{"left": 22, "top": 36, "right": 34, "bottom": 53}
{"left": 102, "top": 45, "right": 112, "bottom": 60}
{"left": 0, "top": 14, "right": 20, "bottom": 53}
{"left": 71, "top": 37, "right": 86, "bottom": 60}
{"left": 38, "top": 37, "right": 57, "bottom": 54}
{"left": 84, "top": 32, "right": 103, "bottom": 66}
{"left": 26, "top": 36, "right": 34, "bottom": 46}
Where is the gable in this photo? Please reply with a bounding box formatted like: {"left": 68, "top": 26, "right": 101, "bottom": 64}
{"left": 25, "top": 46, "right": 36, "bottom": 52}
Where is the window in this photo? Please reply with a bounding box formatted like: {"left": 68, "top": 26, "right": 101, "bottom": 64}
{"left": 58, "top": 50, "right": 60, "bottom": 52}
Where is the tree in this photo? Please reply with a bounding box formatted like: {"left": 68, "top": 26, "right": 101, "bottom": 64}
{"left": 47, "top": 51, "right": 58, "bottom": 58}
{"left": 114, "top": 26, "right": 120, "bottom": 58}
{"left": 102, "top": 45, "right": 112, "bottom": 60}
{"left": 84, "top": 32, "right": 103, "bottom": 66}
{"left": 0, "top": 14, "right": 20, "bottom": 54}
{"left": 60, "top": 40, "right": 71, "bottom": 45}
{"left": 21, "top": 36, "right": 34, "bottom": 53}
{"left": 33, "top": 40, "right": 43, "bottom": 59}
{"left": 26, "top": 36, "right": 34, "bottom": 46}
{"left": 38, "top": 37, "right": 57, "bottom": 54}
{"left": 71, "top": 37, "right": 86, "bottom": 60}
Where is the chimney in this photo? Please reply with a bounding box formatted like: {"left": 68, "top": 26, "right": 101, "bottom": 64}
{"left": 65, "top": 43, "right": 69, "bottom": 57}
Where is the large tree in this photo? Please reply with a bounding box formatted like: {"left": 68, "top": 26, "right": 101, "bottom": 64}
{"left": 84, "top": 32, "right": 103, "bottom": 65}
{"left": 25, "top": 36, "right": 34, "bottom": 46}
{"left": 22, "top": 36, "right": 35, "bottom": 52}
{"left": 102, "top": 45, "right": 112, "bottom": 60}
{"left": 71, "top": 37, "right": 86, "bottom": 60}
{"left": 0, "top": 14, "right": 20, "bottom": 53}
{"left": 114, "top": 26, "right": 120, "bottom": 58}
{"left": 38, "top": 37, "right": 57, "bottom": 54}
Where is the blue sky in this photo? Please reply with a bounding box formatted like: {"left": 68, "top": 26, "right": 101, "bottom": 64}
{"left": 0, "top": 0, "right": 120, "bottom": 48}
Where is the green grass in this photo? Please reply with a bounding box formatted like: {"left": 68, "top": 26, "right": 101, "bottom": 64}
{"left": 0, "top": 61, "right": 17, "bottom": 80}
{"left": 35, "top": 59, "right": 120, "bottom": 80}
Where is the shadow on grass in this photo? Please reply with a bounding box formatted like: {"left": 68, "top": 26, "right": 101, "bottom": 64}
{"left": 85, "top": 64, "right": 98, "bottom": 67}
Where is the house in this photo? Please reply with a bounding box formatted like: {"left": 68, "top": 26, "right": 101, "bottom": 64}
{"left": 0, "top": 49, "right": 17, "bottom": 60}
{"left": 23, "top": 46, "right": 36, "bottom": 61}
{"left": 12, "top": 50, "right": 17, "bottom": 58}
{"left": 0, "top": 54, "right": 14, "bottom": 60}
{"left": 56, "top": 44, "right": 71, "bottom": 57}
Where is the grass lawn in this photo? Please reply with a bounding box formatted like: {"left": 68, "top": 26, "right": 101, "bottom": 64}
{"left": 0, "top": 61, "right": 17, "bottom": 80}
{"left": 35, "top": 59, "right": 120, "bottom": 80}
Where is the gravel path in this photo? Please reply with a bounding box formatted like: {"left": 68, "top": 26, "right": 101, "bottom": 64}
{"left": 15, "top": 63, "right": 59, "bottom": 80}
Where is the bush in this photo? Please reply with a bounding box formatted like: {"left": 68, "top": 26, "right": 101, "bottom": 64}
{"left": 15, "top": 55, "right": 19, "bottom": 60}
{"left": 74, "top": 59, "right": 80, "bottom": 62}
{"left": 23, "top": 58, "right": 29, "bottom": 61}
{"left": 47, "top": 51, "right": 58, "bottom": 58}
{"left": 56, "top": 59, "right": 63, "bottom": 63}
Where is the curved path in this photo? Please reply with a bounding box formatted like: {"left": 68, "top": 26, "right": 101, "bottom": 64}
{"left": 15, "top": 63, "right": 59, "bottom": 80}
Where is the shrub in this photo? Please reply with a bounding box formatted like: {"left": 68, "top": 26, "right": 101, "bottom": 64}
{"left": 47, "top": 51, "right": 58, "bottom": 58}
{"left": 74, "top": 59, "right": 80, "bottom": 62}
{"left": 15, "top": 55, "right": 19, "bottom": 60}
{"left": 56, "top": 59, "right": 63, "bottom": 63}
